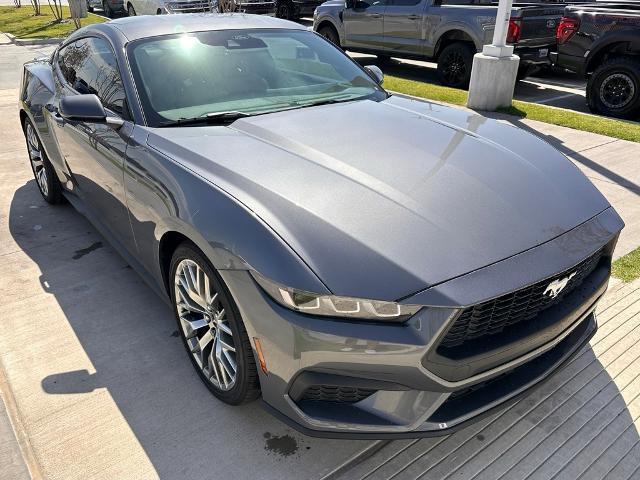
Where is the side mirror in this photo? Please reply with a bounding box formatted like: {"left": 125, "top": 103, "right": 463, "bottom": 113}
{"left": 345, "top": 0, "right": 355, "bottom": 8}
{"left": 364, "top": 65, "right": 384, "bottom": 85}
{"left": 59, "top": 94, "right": 124, "bottom": 129}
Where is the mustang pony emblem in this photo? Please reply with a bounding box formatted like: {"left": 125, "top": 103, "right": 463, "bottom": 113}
{"left": 544, "top": 272, "right": 577, "bottom": 299}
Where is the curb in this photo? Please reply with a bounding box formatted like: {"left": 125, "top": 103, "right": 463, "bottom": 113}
{"left": 0, "top": 356, "right": 43, "bottom": 480}
{"left": 3, "top": 32, "right": 64, "bottom": 46}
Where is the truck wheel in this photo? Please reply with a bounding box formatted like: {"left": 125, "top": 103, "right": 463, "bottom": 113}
{"left": 275, "top": 0, "right": 293, "bottom": 19}
{"left": 587, "top": 56, "right": 640, "bottom": 119}
{"left": 318, "top": 25, "right": 340, "bottom": 48}
{"left": 516, "top": 65, "right": 530, "bottom": 82}
{"left": 437, "top": 42, "right": 475, "bottom": 89}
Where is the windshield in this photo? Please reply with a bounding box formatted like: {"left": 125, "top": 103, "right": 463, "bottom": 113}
{"left": 128, "top": 29, "right": 387, "bottom": 126}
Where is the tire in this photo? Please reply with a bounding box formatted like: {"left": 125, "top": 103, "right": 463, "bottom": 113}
{"left": 102, "top": 0, "right": 113, "bottom": 17}
{"left": 587, "top": 56, "right": 640, "bottom": 119}
{"left": 127, "top": 2, "right": 135, "bottom": 15}
{"left": 170, "top": 242, "right": 260, "bottom": 405}
{"left": 318, "top": 25, "right": 340, "bottom": 48}
{"left": 436, "top": 42, "right": 475, "bottom": 89}
{"left": 516, "top": 64, "right": 530, "bottom": 82}
{"left": 275, "top": 0, "right": 292, "bottom": 20}
{"left": 22, "top": 117, "right": 63, "bottom": 205}
{"left": 377, "top": 54, "right": 394, "bottom": 65}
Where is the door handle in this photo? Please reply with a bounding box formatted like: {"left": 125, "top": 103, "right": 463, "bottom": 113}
{"left": 370, "top": 13, "right": 382, "bottom": 18}
{"left": 407, "top": 14, "right": 421, "bottom": 20}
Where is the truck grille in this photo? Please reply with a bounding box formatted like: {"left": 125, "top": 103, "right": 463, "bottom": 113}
{"left": 438, "top": 249, "right": 603, "bottom": 353}
{"left": 300, "top": 385, "right": 376, "bottom": 404}
{"left": 165, "top": 0, "right": 214, "bottom": 12}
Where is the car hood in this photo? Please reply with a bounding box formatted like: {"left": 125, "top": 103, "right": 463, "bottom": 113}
{"left": 147, "top": 96, "right": 610, "bottom": 301}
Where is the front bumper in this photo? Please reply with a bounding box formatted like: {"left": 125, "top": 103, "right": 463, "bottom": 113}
{"left": 220, "top": 207, "right": 622, "bottom": 438}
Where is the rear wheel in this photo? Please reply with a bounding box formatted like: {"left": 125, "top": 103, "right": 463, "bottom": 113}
{"left": 22, "top": 117, "right": 63, "bottom": 204}
{"left": 587, "top": 56, "right": 640, "bottom": 119}
{"left": 170, "top": 243, "right": 260, "bottom": 405}
{"left": 436, "top": 42, "right": 475, "bottom": 89}
{"left": 127, "top": 2, "right": 136, "bottom": 15}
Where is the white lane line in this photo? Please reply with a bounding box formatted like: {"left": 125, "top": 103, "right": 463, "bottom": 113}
{"left": 536, "top": 92, "right": 584, "bottom": 104}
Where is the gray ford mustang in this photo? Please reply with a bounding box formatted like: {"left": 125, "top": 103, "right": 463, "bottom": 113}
{"left": 19, "top": 13, "right": 623, "bottom": 438}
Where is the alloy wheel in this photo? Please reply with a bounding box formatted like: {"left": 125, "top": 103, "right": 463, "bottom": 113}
{"left": 600, "top": 73, "right": 635, "bottom": 110}
{"left": 441, "top": 51, "right": 466, "bottom": 86}
{"left": 174, "top": 259, "right": 237, "bottom": 391}
{"left": 25, "top": 122, "right": 49, "bottom": 198}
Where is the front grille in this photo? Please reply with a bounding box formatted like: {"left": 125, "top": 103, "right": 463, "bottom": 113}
{"left": 428, "top": 314, "right": 594, "bottom": 424}
{"left": 438, "top": 249, "right": 603, "bottom": 353}
{"left": 300, "top": 385, "right": 376, "bottom": 404}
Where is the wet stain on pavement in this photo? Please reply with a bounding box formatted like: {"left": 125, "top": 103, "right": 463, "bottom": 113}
{"left": 72, "top": 241, "right": 103, "bottom": 260}
{"left": 263, "top": 432, "right": 299, "bottom": 457}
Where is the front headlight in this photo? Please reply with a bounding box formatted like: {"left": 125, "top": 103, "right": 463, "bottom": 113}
{"left": 251, "top": 271, "right": 422, "bottom": 322}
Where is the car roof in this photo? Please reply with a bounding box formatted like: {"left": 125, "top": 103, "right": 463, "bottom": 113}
{"left": 93, "top": 13, "right": 306, "bottom": 42}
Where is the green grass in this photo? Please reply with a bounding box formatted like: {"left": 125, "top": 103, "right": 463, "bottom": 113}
{"left": 384, "top": 75, "right": 640, "bottom": 144}
{"left": 612, "top": 247, "right": 640, "bottom": 283}
{"left": 0, "top": 5, "right": 105, "bottom": 39}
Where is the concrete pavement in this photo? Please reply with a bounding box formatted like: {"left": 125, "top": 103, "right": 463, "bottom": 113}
{"left": 0, "top": 37, "right": 639, "bottom": 479}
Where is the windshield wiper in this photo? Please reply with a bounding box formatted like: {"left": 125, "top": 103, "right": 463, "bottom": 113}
{"left": 294, "top": 97, "right": 357, "bottom": 109}
{"left": 157, "top": 111, "right": 252, "bottom": 127}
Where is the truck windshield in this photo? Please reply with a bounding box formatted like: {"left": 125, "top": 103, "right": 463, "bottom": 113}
{"left": 128, "top": 29, "right": 387, "bottom": 127}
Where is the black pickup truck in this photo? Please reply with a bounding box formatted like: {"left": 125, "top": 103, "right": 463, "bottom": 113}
{"left": 551, "top": 2, "right": 640, "bottom": 118}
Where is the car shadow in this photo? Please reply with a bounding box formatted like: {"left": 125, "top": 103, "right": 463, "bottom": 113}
{"left": 8, "top": 173, "right": 639, "bottom": 478}
{"left": 7, "top": 180, "right": 373, "bottom": 479}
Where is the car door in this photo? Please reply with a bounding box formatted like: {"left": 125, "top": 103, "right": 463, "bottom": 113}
{"left": 383, "top": 0, "right": 428, "bottom": 55}
{"left": 48, "top": 37, "right": 137, "bottom": 254}
{"left": 343, "top": 0, "right": 389, "bottom": 51}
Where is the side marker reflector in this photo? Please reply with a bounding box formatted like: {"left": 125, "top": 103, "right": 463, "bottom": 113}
{"left": 253, "top": 337, "right": 268, "bottom": 375}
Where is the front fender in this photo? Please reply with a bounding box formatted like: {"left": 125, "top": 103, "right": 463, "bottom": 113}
{"left": 124, "top": 127, "right": 331, "bottom": 299}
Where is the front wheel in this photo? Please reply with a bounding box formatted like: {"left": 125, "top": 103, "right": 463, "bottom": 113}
{"left": 436, "top": 42, "right": 475, "bottom": 89}
{"left": 587, "top": 57, "right": 640, "bottom": 119}
{"left": 22, "top": 117, "right": 63, "bottom": 204}
{"left": 318, "top": 25, "right": 340, "bottom": 48}
{"left": 170, "top": 243, "right": 260, "bottom": 405}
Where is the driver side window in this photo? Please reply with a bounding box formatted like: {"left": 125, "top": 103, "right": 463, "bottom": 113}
{"left": 57, "top": 37, "right": 127, "bottom": 118}
{"left": 355, "top": 0, "right": 386, "bottom": 8}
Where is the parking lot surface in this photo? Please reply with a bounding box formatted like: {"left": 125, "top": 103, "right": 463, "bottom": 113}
{"left": 0, "top": 34, "right": 639, "bottom": 480}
